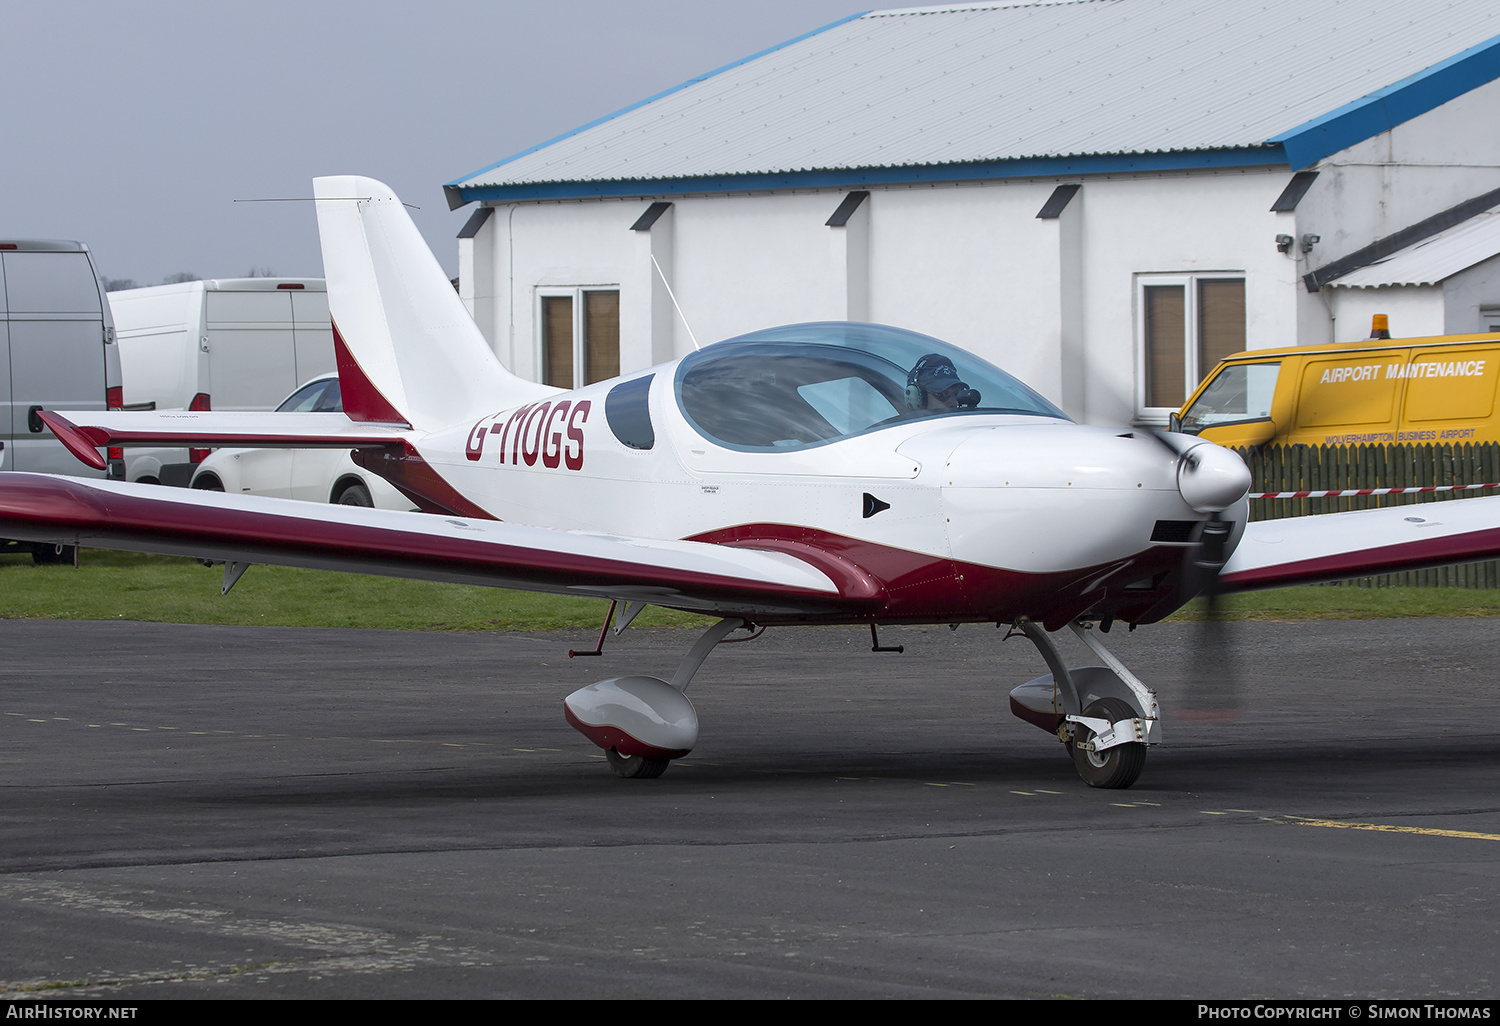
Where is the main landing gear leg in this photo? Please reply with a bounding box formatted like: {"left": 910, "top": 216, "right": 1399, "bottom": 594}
{"left": 1006, "top": 618, "right": 1160, "bottom": 790}
{"left": 563, "top": 617, "right": 745, "bottom": 779}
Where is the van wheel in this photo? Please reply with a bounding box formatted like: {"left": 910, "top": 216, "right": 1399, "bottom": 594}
{"left": 32, "top": 544, "right": 76, "bottom": 566}
{"left": 336, "top": 484, "right": 373, "bottom": 507}
{"left": 192, "top": 476, "right": 224, "bottom": 491}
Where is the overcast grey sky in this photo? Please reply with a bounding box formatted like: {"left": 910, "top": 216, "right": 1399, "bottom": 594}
{"left": 1, "top": 0, "right": 861, "bottom": 286}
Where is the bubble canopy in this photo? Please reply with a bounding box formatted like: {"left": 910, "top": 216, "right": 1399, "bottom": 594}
{"left": 673, "top": 322, "right": 1068, "bottom": 453}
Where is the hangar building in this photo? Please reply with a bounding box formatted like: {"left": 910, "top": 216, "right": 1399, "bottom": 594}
{"left": 445, "top": 0, "right": 1500, "bottom": 427}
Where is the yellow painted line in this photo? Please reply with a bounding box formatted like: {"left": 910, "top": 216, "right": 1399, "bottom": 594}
{"left": 1225, "top": 808, "right": 1256, "bottom": 813}
{"left": 1287, "top": 816, "right": 1500, "bottom": 842}
{"left": 1035, "top": 789, "right": 1063, "bottom": 794}
{"left": 1201, "top": 811, "right": 1227, "bottom": 815}
{"left": 925, "top": 782, "right": 950, "bottom": 788}
{"left": 1011, "top": 790, "right": 1035, "bottom": 796}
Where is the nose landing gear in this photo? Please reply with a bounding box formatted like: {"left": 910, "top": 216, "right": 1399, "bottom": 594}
{"left": 1007, "top": 619, "right": 1159, "bottom": 789}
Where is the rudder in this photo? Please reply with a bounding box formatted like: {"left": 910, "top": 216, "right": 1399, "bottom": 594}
{"left": 314, "top": 175, "right": 555, "bottom": 431}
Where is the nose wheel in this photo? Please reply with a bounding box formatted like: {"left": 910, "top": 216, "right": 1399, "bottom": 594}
{"left": 1066, "top": 697, "right": 1147, "bottom": 789}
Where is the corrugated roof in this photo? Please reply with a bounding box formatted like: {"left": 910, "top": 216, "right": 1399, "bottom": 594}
{"left": 449, "top": 0, "right": 1500, "bottom": 202}
{"left": 1329, "top": 209, "right": 1500, "bottom": 288}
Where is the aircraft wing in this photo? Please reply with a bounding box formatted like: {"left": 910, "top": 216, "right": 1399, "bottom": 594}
{"left": 37, "top": 410, "right": 411, "bottom": 471}
{"left": 0, "top": 474, "right": 865, "bottom": 617}
{"left": 1220, "top": 495, "right": 1500, "bottom": 590}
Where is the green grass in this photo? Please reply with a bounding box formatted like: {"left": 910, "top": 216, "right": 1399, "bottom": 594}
{"left": 3, "top": 549, "right": 1498, "bottom": 630}
{"left": 1169, "top": 585, "right": 1500, "bottom": 621}
{"left": 0, "top": 549, "right": 709, "bottom": 631}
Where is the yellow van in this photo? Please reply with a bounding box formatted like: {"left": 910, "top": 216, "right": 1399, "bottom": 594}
{"left": 1173, "top": 322, "right": 1500, "bottom": 448}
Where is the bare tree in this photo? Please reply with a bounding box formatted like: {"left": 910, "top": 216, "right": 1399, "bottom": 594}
{"left": 245, "top": 266, "right": 276, "bottom": 278}
{"left": 161, "top": 272, "right": 198, "bottom": 285}
{"left": 102, "top": 278, "right": 140, "bottom": 292}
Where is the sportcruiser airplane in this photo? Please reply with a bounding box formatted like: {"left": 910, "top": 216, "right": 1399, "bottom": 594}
{"left": 6, "top": 177, "right": 1500, "bottom": 789}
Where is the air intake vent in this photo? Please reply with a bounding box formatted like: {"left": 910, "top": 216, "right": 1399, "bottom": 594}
{"left": 1151, "top": 520, "right": 1196, "bottom": 543}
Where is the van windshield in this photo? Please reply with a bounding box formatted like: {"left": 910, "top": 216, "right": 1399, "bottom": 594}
{"left": 1181, "top": 362, "right": 1281, "bottom": 433}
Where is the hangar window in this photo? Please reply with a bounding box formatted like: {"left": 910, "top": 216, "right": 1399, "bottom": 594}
{"left": 538, "top": 288, "right": 619, "bottom": 389}
{"left": 1137, "top": 274, "right": 1245, "bottom": 423}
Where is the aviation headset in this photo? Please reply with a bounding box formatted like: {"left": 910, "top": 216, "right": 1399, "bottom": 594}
{"left": 906, "top": 354, "right": 981, "bottom": 410}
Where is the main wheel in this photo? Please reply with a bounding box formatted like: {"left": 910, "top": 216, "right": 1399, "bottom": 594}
{"left": 337, "top": 484, "right": 373, "bottom": 507}
{"left": 192, "top": 475, "right": 224, "bottom": 491}
{"left": 606, "top": 747, "right": 670, "bottom": 779}
{"left": 1068, "top": 697, "right": 1147, "bottom": 789}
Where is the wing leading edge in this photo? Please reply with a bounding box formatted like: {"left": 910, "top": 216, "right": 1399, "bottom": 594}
{"left": 1221, "top": 495, "right": 1500, "bottom": 591}
{"left": 0, "top": 474, "right": 869, "bottom": 617}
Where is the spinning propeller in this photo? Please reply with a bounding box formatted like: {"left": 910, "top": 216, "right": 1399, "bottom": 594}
{"left": 1147, "top": 429, "right": 1249, "bottom": 721}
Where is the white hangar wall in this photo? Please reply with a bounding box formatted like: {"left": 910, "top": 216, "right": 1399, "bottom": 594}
{"left": 455, "top": 80, "right": 1500, "bottom": 428}
{"left": 1293, "top": 77, "right": 1500, "bottom": 347}
{"left": 459, "top": 169, "right": 1300, "bottom": 428}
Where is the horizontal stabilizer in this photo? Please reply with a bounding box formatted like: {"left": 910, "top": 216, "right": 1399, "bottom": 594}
{"left": 1221, "top": 495, "right": 1500, "bottom": 590}
{"left": 39, "top": 411, "right": 411, "bottom": 471}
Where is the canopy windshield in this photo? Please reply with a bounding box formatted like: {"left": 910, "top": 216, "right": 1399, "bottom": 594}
{"left": 674, "top": 322, "right": 1067, "bottom": 452}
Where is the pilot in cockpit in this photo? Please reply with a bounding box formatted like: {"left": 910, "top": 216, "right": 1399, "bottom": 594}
{"left": 905, "top": 353, "right": 981, "bottom": 411}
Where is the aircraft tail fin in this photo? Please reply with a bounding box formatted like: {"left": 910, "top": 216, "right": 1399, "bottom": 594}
{"left": 313, "top": 176, "right": 554, "bottom": 432}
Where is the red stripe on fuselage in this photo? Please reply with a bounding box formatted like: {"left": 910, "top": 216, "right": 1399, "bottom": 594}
{"left": 687, "top": 523, "right": 1191, "bottom": 628}
{"left": 351, "top": 442, "right": 496, "bottom": 520}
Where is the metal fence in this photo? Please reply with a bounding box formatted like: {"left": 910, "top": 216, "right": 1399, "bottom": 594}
{"left": 1237, "top": 442, "right": 1500, "bottom": 588}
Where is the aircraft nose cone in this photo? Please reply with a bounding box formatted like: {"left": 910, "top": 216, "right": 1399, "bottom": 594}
{"left": 1177, "top": 441, "right": 1251, "bottom": 513}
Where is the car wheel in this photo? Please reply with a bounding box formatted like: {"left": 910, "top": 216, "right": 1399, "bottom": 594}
{"left": 337, "top": 484, "right": 373, "bottom": 507}
{"left": 192, "top": 475, "right": 224, "bottom": 491}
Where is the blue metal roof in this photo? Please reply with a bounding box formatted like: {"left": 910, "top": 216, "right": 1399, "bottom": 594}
{"left": 448, "top": 1, "right": 1500, "bottom": 206}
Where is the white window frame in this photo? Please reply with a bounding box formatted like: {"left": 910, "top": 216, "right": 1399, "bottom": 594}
{"left": 534, "top": 285, "right": 620, "bottom": 389}
{"left": 1134, "top": 271, "right": 1245, "bottom": 425}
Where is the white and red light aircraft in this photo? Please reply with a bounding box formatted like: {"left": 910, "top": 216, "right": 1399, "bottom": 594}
{"left": 6, "top": 176, "right": 1500, "bottom": 789}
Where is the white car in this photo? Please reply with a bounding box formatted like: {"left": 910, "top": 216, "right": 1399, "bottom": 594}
{"left": 189, "top": 375, "right": 415, "bottom": 510}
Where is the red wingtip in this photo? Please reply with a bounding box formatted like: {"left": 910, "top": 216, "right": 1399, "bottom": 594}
{"left": 36, "top": 412, "right": 108, "bottom": 471}
{"left": 332, "top": 321, "right": 410, "bottom": 425}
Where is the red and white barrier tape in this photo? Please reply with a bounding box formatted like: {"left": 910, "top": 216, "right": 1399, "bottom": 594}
{"left": 1252, "top": 482, "right": 1500, "bottom": 499}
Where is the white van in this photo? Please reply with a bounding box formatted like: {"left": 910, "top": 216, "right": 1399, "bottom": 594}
{"left": 1, "top": 238, "right": 125, "bottom": 560}
{"left": 107, "top": 278, "right": 334, "bottom": 485}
